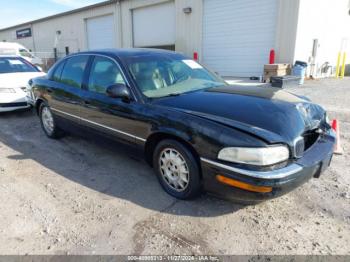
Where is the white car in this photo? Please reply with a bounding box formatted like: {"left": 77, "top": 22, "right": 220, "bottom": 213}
{"left": 0, "top": 56, "right": 46, "bottom": 112}
{"left": 0, "top": 42, "right": 43, "bottom": 66}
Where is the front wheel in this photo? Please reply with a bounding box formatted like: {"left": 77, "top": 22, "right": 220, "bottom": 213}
{"left": 153, "top": 139, "right": 201, "bottom": 200}
{"left": 39, "top": 103, "right": 64, "bottom": 139}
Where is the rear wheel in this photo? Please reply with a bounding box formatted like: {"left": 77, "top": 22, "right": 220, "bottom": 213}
{"left": 39, "top": 103, "right": 64, "bottom": 139}
{"left": 153, "top": 139, "right": 201, "bottom": 200}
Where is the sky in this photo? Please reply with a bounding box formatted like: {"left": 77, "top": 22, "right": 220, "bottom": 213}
{"left": 0, "top": 0, "right": 106, "bottom": 29}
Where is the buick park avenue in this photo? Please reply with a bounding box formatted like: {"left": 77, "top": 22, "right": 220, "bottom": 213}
{"left": 29, "top": 49, "right": 335, "bottom": 202}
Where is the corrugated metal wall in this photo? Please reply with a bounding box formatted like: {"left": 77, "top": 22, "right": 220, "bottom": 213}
{"left": 0, "top": 0, "right": 304, "bottom": 75}
{"left": 0, "top": 0, "right": 203, "bottom": 62}
{"left": 0, "top": 3, "right": 118, "bottom": 60}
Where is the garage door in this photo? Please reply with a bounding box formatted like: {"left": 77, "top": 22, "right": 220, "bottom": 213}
{"left": 86, "top": 15, "right": 115, "bottom": 50}
{"left": 133, "top": 2, "right": 176, "bottom": 49}
{"left": 203, "top": 0, "right": 278, "bottom": 77}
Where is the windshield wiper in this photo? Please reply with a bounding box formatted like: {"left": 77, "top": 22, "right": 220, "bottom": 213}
{"left": 167, "top": 92, "right": 182, "bottom": 97}
{"left": 152, "top": 93, "right": 183, "bottom": 99}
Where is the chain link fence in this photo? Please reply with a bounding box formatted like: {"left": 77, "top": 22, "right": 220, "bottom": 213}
{"left": 32, "top": 49, "right": 68, "bottom": 72}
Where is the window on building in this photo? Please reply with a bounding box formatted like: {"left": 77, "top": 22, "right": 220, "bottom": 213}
{"left": 88, "top": 56, "right": 126, "bottom": 94}
{"left": 60, "top": 55, "right": 89, "bottom": 88}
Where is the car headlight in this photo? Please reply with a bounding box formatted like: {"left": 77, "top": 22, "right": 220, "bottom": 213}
{"left": 218, "top": 145, "right": 290, "bottom": 166}
{"left": 0, "top": 88, "right": 15, "bottom": 93}
{"left": 325, "top": 112, "right": 330, "bottom": 124}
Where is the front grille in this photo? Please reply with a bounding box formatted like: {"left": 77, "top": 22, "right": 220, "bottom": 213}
{"left": 293, "top": 137, "right": 305, "bottom": 158}
{"left": 293, "top": 130, "right": 320, "bottom": 158}
{"left": 0, "top": 102, "right": 28, "bottom": 108}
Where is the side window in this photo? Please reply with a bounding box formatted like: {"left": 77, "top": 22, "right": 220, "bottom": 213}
{"left": 61, "top": 55, "right": 89, "bottom": 88}
{"left": 52, "top": 61, "right": 65, "bottom": 82}
{"left": 88, "top": 56, "right": 126, "bottom": 94}
{"left": 19, "top": 49, "right": 33, "bottom": 58}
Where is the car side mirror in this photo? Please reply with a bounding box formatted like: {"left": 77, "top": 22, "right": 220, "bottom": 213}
{"left": 106, "top": 84, "right": 131, "bottom": 102}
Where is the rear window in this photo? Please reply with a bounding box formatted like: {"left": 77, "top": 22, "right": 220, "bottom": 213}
{"left": 0, "top": 57, "right": 38, "bottom": 74}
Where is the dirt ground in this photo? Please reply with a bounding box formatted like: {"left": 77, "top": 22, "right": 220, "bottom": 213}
{"left": 0, "top": 78, "right": 349, "bottom": 255}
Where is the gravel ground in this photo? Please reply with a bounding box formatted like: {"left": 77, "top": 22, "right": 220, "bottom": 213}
{"left": 0, "top": 78, "right": 349, "bottom": 255}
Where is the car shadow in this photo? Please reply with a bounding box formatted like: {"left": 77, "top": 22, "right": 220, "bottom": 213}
{"left": 0, "top": 110, "right": 246, "bottom": 217}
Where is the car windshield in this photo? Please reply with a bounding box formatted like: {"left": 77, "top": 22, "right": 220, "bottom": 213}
{"left": 126, "top": 55, "right": 226, "bottom": 98}
{"left": 0, "top": 57, "right": 38, "bottom": 74}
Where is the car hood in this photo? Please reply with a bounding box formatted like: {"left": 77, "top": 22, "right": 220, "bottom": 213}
{"left": 0, "top": 72, "right": 46, "bottom": 88}
{"left": 152, "top": 85, "right": 326, "bottom": 145}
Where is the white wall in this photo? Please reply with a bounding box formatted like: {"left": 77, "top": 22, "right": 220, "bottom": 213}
{"left": 31, "top": 3, "right": 118, "bottom": 56}
{"left": 0, "top": 24, "right": 35, "bottom": 51}
{"left": 175, "top": 0, "right": 203, "bottom": 59}
{"left": 275, "top": 0, "right": 300, "bottom": 64}
{"left": 120, "top": 0, "right": 202, "bottom": 58}
{"left": 0, "top": 3, "right": 118, "bottom": 59}
{"left": 0, "top": 0, "right": 203, "bottom": 61}
{"left": 4, "top": 0, "right": 347, "bottom": 77}
{"left": 294, "top": 0, "right": 350, "bottom": 77}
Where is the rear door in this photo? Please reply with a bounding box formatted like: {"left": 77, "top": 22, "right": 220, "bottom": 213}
{"left": 79, "top": 55, "right": 146, "bottom": 145}
{"left": 48, "top": 55, "right": 90, "bottom": 124}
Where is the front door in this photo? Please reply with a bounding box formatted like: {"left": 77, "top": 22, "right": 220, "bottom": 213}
{"left": 79, "top": 55, "right": 146, "bottom": 145}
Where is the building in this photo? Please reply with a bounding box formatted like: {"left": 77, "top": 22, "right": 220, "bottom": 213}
{"left": 0, "top": 0, "right": 349, "bottom": 77}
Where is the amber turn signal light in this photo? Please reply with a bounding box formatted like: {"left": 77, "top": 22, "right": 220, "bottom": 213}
{"left": 216, "top": 175, "right": 273, "bottom": 193}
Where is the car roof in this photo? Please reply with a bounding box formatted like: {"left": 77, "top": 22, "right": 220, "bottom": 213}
{"left": 0, "top": 55, "right": 22, "bottom": 58}
{"left": 72, "top": 48, "right": 185, "bottom": 59}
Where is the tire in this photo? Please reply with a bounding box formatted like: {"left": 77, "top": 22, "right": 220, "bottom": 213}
{"left": 153, "top": 139, "right": 201, "bottom": 200}
{"left": 39, "top": 103, "right": 64, "bottom": 139}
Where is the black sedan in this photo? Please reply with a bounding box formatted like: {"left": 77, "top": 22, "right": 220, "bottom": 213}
{"left": 29, "top": 49, "right": 335, "bottom": 203}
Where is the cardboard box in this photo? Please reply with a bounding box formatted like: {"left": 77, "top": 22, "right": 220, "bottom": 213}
{"left": 264, "top": 64, "right": 291, "bottom": 70}
{"left": 264, "top": 64, "right": 291, "bottom": 82}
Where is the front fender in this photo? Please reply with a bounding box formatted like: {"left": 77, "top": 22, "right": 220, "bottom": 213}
{"left": 146, "top": 106, "right": 267, "bottom": 160}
